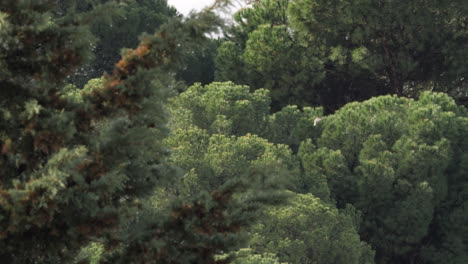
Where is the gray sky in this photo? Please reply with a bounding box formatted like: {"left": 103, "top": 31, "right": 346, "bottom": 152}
{"left": 167, "top": 0, "right": 246, "bottom": 16}
{"left": 167, "top": 0, "right": 216, "bottom": 15}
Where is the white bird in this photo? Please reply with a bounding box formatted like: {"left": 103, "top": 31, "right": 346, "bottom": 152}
{"left": 314, "top": 117, "right": 322, "bottom": 126}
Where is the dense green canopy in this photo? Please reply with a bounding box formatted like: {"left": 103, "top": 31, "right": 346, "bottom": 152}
{"left": 216, "top": 0, "right": 468, "bottom": 111}
{"left": 301, "top": 92, "right": 468, "bottom": 263}
{"left": 0, "top": 0, "right": 466, "bottom": 263}
{"left": 0, "top": 1, "right": 286, "bottom": 263}
{"left": 249, "top": 193, "right": 375, "bottom": 264}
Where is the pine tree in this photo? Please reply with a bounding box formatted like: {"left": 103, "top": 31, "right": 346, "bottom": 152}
{"left": 288, "top": 0, "right": 468, "bottom": 98}
{"left": 300, "top": 92, "right": 468, "bottom": 263}
{"left": 70, "top": 0, "right": 178, "bottom": 87}
{"left": 216, "top": 0, "right": 468, "bottom": 111}
{"left": 166, "top": 78, "right": 374, "bottom": 264}
{"left": 169, "top": 81, "right": 323, "bottom": 151}
{"left": 247, "top": 193, "right": 375, "bottom": 264}
{"left": 1, "top": 1, "right": 283, "bottom": 263}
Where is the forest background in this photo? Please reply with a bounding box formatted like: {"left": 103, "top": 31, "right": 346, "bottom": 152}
{"left": 0, "top": 0, "right": 466, "bottom": 264}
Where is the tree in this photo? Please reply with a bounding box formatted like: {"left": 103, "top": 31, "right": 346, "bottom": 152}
{"left": 215, "top": 0, "right": 387, "bottom": 112}
{"left": 165, "top": 128, "right": 297, "bottom": 194}
{"left": 248, "top": 193, "right": 375, "bottom": 264}
{"left": 300, "top": 92, "right": 468, "bottom": 263}
{"left": 67, "top": 0, "right": 178, "bottom": 86}
{"left": 216, "top": 0, "right": 326, "bottom": 110}
{"left": 0, "top": 1, "right": 115, "bottom": 261}
{"left": 169, "top": 81, "right": 323, "bottom": 151}
{"left": 228, "top": 248, "right": 288, "bottom": 264}
{"left": 165, "top": 82, "right": 300, "bottom": 205}
{"left": 176, "top": 38, "right": 220, "bottom": 87}
{"left": 166, "top": 81, "right": 377, "bottom": 264}
{"left": 69, "top": 0, "right": 221, "bottom": 88}
{"left": 0, "top": 1, "right": 285, "bottom": 263}
{"left": 216, "top": 0, "right": 468, "bottom": 111}
{"left": 288, "top": 0, "right": 468, "bottom": 100}
{"left": 169, "top": 82, "right": 271, "bottom": 136}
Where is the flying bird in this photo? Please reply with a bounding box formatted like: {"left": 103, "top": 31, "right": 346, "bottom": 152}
{"left": 314, "top": 117, "right": 322, "bottom": 126}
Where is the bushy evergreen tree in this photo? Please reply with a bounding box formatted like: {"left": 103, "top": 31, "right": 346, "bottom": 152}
{"left": 300, "top": 92, "right": 468, "bottom": 263}
{"left": 216, "top": 0, "right": 326, "bottom": 110}
{"left": 169, "top": 82, "right": 271, "bottom": 136}
{"left": 165, "top": 127, "right": 297, "bottom": 194}
{"left": 176, "top": 38, "right": 220, "bottom": 87}
{"left": 289, "top": 0, "right": 468, "bottom": 97}
{"left": 0, "top": 1, "right": 287, "bottom": 263}
{"left": 79, "top": 0, "right": 178, "bottom": 85}
{"left": 169, "top": 81, "right": 323, "bottom": 150}
{"left": 69, "top": 0, "right": 219, "bottom": 88}
{"left": 216, "top": 0, "right": 468, "bottom": 111}
{"left": 248, "top": 193, "right": 375, "bottom": 264}
{"left": 168, "top": 81, "right": 377, "bottom": 264}
{"left": 0, "top": 1, "right": 117, "bottom": 261}
{"left": 1, "top": 1, "right": 466, "bottom": 263}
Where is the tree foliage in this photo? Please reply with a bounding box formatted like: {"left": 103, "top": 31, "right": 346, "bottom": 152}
{"left": 248, "top": 193, "right": 375, "bottom": 264}
{"left": 176, "top": 38, "right": 220, "bottom": 87}
{"left": 58, "top": 0, "right": 177, "bottom": 86}
{"left": 229, "top": 248, "right": 287, "bottom": 264}
{"left": 0, "top": 1, "right": 288, "bottom": 263}
{"left": 216, "top": 0, "right": 468, "bottom": 111}
{"left": 300, "top": 92, "right": 468, "bottom": 263}
{"left": 169, "top": 81, "right": 323, "bottom": 150}
{"left": 216, "top": 0, "right": 326, "bottom": 110}
{"left": 1, "top": 0, "right": 467, "bottom": 263}
{"left": 165, "top": 126, "right": 296, "bottom": 192}
{"left": 290, "top": 0, "right": 468, "bottom": 96}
